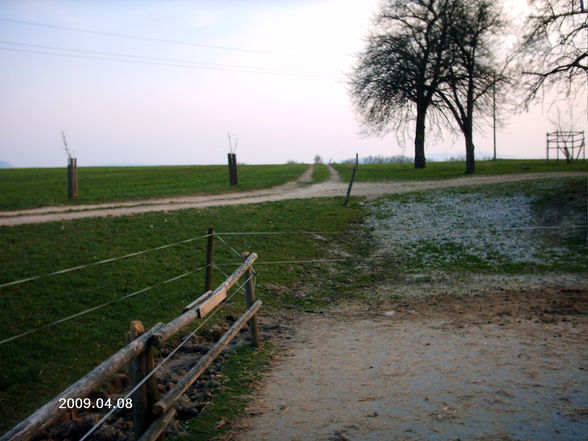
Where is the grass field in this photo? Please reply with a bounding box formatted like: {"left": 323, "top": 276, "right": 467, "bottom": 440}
{"left": 310, "top": 163, "right": 330, "bottom": 184}
{"left": 0, "top": 163, "right": 309, "bottom": 210}
{"left": 333, "top": 159, "right": 588, "bottom": 182}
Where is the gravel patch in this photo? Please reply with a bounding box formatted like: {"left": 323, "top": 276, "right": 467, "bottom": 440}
{"left": 367, "top": 190, "right": 579, "bottom": 269}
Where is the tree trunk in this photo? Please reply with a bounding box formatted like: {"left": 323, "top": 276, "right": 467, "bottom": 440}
{"left": 464, "top": 123, "right": 475, "bottom": 174}
{"left": 465, "top": 76, "right": 475, "bottom": 174}
{"left": 414, "top": 104, "right": 427, "bottom": 169}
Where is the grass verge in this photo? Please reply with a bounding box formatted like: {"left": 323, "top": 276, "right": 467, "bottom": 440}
{"left": 333, "top": 159, "right": 588, "bottom": 182}
{"left": 309, "top": 164, "right": 330, "bottom": 184}
{"left": 0, "top": 164, "right": 309, "bottom": 210}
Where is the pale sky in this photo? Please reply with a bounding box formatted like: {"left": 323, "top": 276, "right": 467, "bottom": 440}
{"left": 0, "top": 0, "right": 585, "bottom": 168}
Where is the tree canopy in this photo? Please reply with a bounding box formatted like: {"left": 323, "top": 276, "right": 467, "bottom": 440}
{"left": 350, "top": 0, "right": 507, "bottom": 173}
{"left": 349, "top": 0, "right": 458, "bottom": 169}
{"left": 518, "top": 0, "right": 588, "bottom": 103}
{"left": 437, "top": 0, "right": 506, "bottom": 173}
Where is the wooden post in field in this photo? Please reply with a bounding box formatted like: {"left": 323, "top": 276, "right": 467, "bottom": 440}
{"left": 127, "top": 320, "right": 156, "bottom": 440}
{"left": 204, "top": 227, "right": 215, "bottom": 292}
{"left": 232, "top": 153, "right": 238, "bottom": 186}
{"left": 344, "top": 153, "right": 359, "bottom": 206}
{"left": 242, "top": 252, "right": 261, "bottom": 347}
{"left": 227, "top": 153, "right": 238, "bottom": 186}
{"left": 67, "top": 157, "right": 78, "bottom": 200}
{"left": 227, "top": 132, "right": 238, "bottom": 186}
{"left": 227, "top": 153, "right": 233, "bottom": 186}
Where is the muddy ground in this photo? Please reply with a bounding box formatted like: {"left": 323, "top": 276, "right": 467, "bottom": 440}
{"left": 233, "top": 286, "right": 588, "bottom": 441}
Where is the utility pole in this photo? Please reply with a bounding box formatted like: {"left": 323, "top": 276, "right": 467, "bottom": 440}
{"left": 492, "top": 77, "right": 497, "bottom": 161}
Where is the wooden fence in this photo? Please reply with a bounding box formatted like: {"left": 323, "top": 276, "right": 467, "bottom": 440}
{"left": 1, "top": 250, "right": 261, "bottom": 441}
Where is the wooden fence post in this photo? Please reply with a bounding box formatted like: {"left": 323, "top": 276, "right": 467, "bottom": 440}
{"left": 344, "top": 153, "right": 358, "bottom": 206}
{"left": 232, "top": 154, "right": 238, "bottom": 186}
{"left": 227, "top": 153, "right": 238, "bottom": 186}
{"left": 227, "top": 153, "right": 232, "bottom": 186}
{"left": 204, "top": 227, "right": 215, "bottom": 292}
{"left": 127, "top": 321, "right": 156, "bottom": 440}
{"left": 232, "top": 153, "right": 238, "bottom": 186}
{"left": 67, "top": 157, "right": 78, "bottom": 200}
{"left": 242, "top": 252, "right": 261, "bottom": 347}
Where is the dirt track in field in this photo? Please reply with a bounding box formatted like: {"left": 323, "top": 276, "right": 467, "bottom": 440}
{"left": 233, "top": 286, "right": 588, "bottom": 441}
{"left": 0, "top": 166, "right": 586, "bottom": 226}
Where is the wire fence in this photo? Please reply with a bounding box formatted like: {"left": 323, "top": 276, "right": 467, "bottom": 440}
{"left": 0, "top": 233, "right": 212, "bottom": 289}
{"left": 3, "top": 225, "right": 586, "bottom": 345}
{"left": 0, "top": 230, "right": 341, "bottom": 348}
{"left": 2, "top": 222, "right": 584, "bottom": 343}
{"left": 2, "top": 225, "right": 585, "bottom": 290}
{"left": 0, "top": 266, "right": 206, "bottom": 346}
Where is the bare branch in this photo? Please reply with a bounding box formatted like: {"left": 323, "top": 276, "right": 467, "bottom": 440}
{"left": 517, "top": 0, "right": 588, "bottom": 104}
{"left": 61, "top": 131, "right": 73, "bottom": 160}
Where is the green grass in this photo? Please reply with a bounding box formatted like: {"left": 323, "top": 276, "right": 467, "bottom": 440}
{"left": 0, "top": 197, "right": 365, "bottom": 431}
{"left": 333, "top": 159, "right": 587, "bottom": 182}
{"left": 309, "top": 163, "right": 330, "bottom": 184}
{"left": 0, "top": 164, "right": 309, "bottom": 210}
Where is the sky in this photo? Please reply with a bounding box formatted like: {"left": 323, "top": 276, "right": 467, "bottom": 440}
{"left": 0, "top": 0, "right": 585, "bottom": 168}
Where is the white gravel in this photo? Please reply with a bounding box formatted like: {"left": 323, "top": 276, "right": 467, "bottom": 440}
{"left": 366, "top": 191, "right": 574, "bottom": 268}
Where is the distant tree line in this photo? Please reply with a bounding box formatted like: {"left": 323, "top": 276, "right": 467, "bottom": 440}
{"left": 360, "top": 155, "right": 412, "bottom": 164}
{"left": 349, "top": 0, "right": 587, "bottom": 174}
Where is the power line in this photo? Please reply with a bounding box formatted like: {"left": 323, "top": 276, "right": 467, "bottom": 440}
{"left": 0, "top": 17, "right": 270, "bottom": 54}
{"left": 0, "top": 45, "right": 324, "bottom": 77}
{"left": 0, "top": 40, "right": 320, "bottom": 76}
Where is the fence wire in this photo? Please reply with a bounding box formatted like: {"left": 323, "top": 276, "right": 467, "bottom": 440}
{"left": 215, "top": 234, "right": 243, "bottom": 258}
{"left": 3, "top": 224, "right": 585, "bottom": 344}
{"left": 0, "top": 233, "right": 211, "bottom": 289}
{"left": 0, "top": 266, "right": 205, "bottom": 346}
{"left": 4, "top": 226, "right": 583, "bottom": 290}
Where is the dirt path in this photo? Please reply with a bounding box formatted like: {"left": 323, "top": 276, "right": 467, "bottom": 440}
{"left": 0, "top": 169, "right": 585, "bottom": 226}
{"left": 235, "top": 287, "right": 588, "bottom": 441}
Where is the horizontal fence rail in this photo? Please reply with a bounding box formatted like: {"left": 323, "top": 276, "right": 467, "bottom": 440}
{"left": 1, "top": 251, "right": 260, "bottom": 441}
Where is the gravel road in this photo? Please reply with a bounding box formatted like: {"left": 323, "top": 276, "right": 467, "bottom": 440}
{"left": 0, "top": 167, "right": 586, "bottom": 226}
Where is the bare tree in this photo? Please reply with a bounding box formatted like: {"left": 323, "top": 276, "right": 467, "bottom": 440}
{"left": 349, "top": 0, "right": 458, "bottom": 169}
{"left": 61, "top": 131, "right": 73, "bottom": 159}
{"left": 518, "top": 0, "right": 587, "bottom": 103}
{"left": 436, "top": 0, "right": 507, "bottom": 173}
